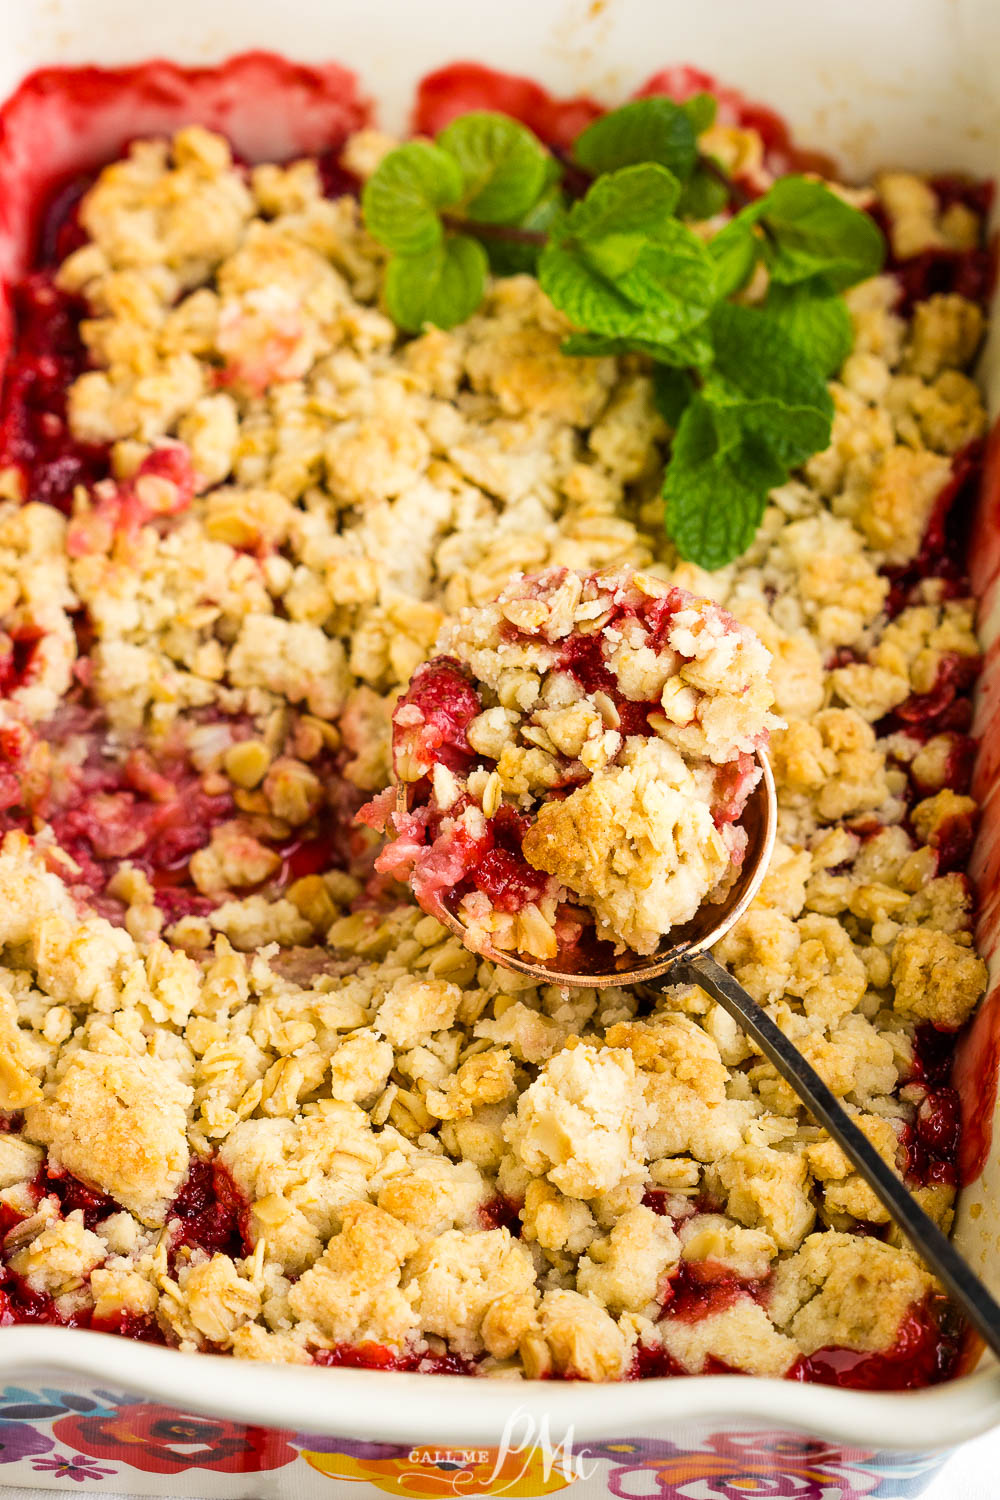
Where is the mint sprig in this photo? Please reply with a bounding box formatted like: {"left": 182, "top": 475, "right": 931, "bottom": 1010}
{"left": 361, "top": 98, "right": 886, "bottom": 569}
{"left": 538, "top": 169, "right": 717, "bottom": 345}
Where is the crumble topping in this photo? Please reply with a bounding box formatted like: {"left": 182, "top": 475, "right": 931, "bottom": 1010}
{"left": 504, "top": 1041, "right": 653, "bottom": 1200}
{"left": 25, "top": 1051, "right": 192, "bottom": 1226}
{"left": 0, "top": 113, "right": 989, "bottom": 1387}
{"left": 769, "top": 1231, "right": 936, "bottom": 1355}
{"left": 655, "top": 1300, "right": 799, "bottom": 1379}
{"left": 519, "top": 737, "right": 734, "bottom": 955}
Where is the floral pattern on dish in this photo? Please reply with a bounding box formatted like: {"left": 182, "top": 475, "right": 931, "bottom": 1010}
{"left": 0, "top": 1391, "right": 954, "bottom": 1496}
{"left": 51, "top": 1401, "right": 298, "bottom": 1474}
{"left": 591, "top": 1431, "right": 946, "bottom": 1499}
{"left": 0, "top": 1419, "right": 54, "bottom": 1465}
{"left": 29, "top": 1451, "right": 117, "bottom": 1483}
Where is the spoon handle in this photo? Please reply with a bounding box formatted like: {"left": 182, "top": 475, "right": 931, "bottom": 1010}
{"left": 670, "top": 950, "right": 1000, "bottom": 1364}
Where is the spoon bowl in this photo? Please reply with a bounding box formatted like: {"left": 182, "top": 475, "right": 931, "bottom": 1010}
{"left": 397, "top": 749, "right": 777, "bottom": 987}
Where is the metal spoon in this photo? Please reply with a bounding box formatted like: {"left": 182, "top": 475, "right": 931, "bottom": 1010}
{"left": 398, "top": 751, "right": 1000, "bottom": 1363}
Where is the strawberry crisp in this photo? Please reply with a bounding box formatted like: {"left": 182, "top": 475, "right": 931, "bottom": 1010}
{"left": 367, "top": 567, "right": 777, "bottom": 959}
{"left": 0, "top": 72, "right": 991, "bottom": 1391}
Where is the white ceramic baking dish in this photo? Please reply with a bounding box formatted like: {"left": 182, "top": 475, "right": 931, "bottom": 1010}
{"left": 3, "top": 1, "right": 1000, "bottom": 1495}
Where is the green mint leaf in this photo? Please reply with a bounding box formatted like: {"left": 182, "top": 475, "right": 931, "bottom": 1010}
{"left": 764, "top": 277, "right": 853, "bottom": 377}
{"left": 663, "top": 397, "right": 783, "bottom": 570}
{"left": 539, "top": 245, "right": 641, "bottom": 336}
{"left": 707, "top": 217, "right": 759, "bottom": 297}
{"left": 559, "top": 331, "right": 630, "bottom": 357}
{"left": 580, "top": 235, "right": 647, "bottom": 280}
{"left": 650, "top": 325, "right": 715, "bottom": 370}
{"left": 613, "top": 230, "right": 718, "bottom": 325}
{"left": 756, "top": 175, "right": 885, "bottom": 289}
{"left": 709, "top": 300, "right": 834, "bottom": 415}
{"left": 565, "top": 164, "right": 682, "bottom": 281}
{"left": 384, "top": 236, "right": 488, "bottom": 332}
{"left": 437, "top": 111, "right": 551, "bottom": 223}
{"left": 652, "top": 366, "right": 695, "bottom": 426}
{"left": 540, "top": 219, "right": 715, "bottom": 345}
{"left": 676, "top": 163, "right": 730, "bottom": 221}
{"left": 362, "top": 142, "right": 464, "bottom": 256}
{"left": 573, "top": 98, "right": 698, "bottom": 182}
{"left": 681, "top": 92, "right": 717, "bottom": 133}
{"left": 560, "top": 327, "right": 713, "bottom": 368}
{"left": 566, "top": 162, "right": 682, "bottom": 243}
{"left": 706, "top": 301, "right": 833, "bottom": 467}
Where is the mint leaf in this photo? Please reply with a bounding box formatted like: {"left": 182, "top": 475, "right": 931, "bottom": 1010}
{"left": 682, "top": 93, "right": 717, "bottom": 133}
{"left": 612, "top": 231, "right": 718, "bottom": 326}
{"left": 708, "top": 300, "right": 826, "bottom": 403}
{"left": 765, "top": 277, "right": 853, "bottom": 377}
{"left": 677, "top": 164, "right": 730, "bottom": 221}
{"left": 384, "top": 236, "right": 488, "bottom": 332}
{"left": 676, "top": 97, "right": 723, "bottom": 216}
{"left": 652, "top": 366, "right": 695, "bottom": 426}
{"left": 559, "top": 331, "right": 632, "bottom": 357}
{"left": 437, "top": 111, "right": 551, "bottom": 223}
{"left": 540, "top": 219, "right": 715, "bottom": 346}
{"left": 580, "top": 235, "right": 648, "bottom": 280}
{"left": 706, "top": 301, "right": 833, "bottom": 466}
{"left": 363, "top": 142, "right": 464, "bottom": 256}
{"left": 574, "top": 98, "right": 698, "bottom": 181}
{"left": 756, "top": 175, "right": 885, "bottom": 289}
{"left": 566, "top": 163, "right": 682, "bottom": 243}
{"left": 663, "top": 397, "right": 783, "bottom": 570}
{"left": 566, "top": 164, "right": 683, "bottom": 280}
{"left": 707, "top": 217, "right": 759, "bottom": 297}
{"left": 540, "top": 246, "right": 643, "bottom": 336}
{"left": 561, "top": 327, "right": 713, "bottom": 368}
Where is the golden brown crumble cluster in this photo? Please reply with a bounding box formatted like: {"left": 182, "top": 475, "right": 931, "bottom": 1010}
{"left": 0, "top": 124, "right": 989, "bottom": 1380}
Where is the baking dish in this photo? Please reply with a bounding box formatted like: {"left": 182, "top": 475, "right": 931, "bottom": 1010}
{"left": 2, "top": 0, "right": 1000, "bottom": 1494}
